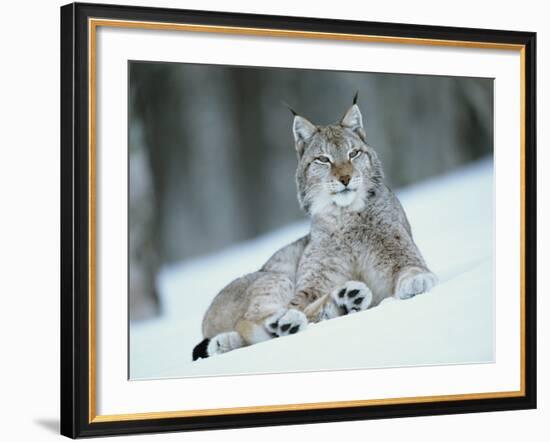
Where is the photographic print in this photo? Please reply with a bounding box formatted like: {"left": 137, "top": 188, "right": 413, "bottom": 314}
{"left": 128, "top": 62, "right": 494, "bottom": 380}
{"left": 61, "top": 4, "right": 535, "bottom": 437}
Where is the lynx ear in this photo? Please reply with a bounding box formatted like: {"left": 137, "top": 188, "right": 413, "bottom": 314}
{"left": 293, "top": 115, "right": 317, "bottom": 156}
{"left": 341, "top": 104, "right": 366, "bottom": 141}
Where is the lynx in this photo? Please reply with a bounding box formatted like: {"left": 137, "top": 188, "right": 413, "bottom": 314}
{"left": 192, "top": 96, "right": 436, "bottom": 361}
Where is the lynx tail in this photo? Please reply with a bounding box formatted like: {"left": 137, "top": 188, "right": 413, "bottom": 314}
{"left": 192, "top": 338, "right": 210, "bottom": 361}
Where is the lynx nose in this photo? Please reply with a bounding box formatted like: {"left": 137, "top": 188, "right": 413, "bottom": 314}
{"left": 339, "top": 175, "right": 351, "bottom": 186}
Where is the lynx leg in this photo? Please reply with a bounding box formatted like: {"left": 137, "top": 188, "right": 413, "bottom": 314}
{"left": 199, "top": 331, "right": 245, "bottom": 359}
{"left": 192, "top": 319, "right": 282, "bottom": 361}
{"left": 395, "top": 266, "right": 437, "bottom": 300}
{"left": 204, "top": 319, "right": 275, "bottom": 358}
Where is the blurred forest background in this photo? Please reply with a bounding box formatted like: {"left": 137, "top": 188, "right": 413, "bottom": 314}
{"left": 129, "top": 61, "right": 493, "bottom": 321}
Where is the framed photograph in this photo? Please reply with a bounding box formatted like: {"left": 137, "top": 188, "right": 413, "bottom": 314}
{"left": 60, "top": 2, "right": 537, "bottom": 438}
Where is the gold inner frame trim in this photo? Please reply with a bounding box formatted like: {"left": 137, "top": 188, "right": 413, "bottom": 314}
{"left": 88, "top": 18, "right": 527, "bottom": 424}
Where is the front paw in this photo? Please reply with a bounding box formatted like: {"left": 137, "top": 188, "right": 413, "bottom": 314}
{"left": 331, "top": 281, "right": 373, "bottom": 315}
{"left": 265, "top": 309, "right": 308, "bottom": 337}
{"left": 396, "top": 268, "right": 437, "bottom": 300}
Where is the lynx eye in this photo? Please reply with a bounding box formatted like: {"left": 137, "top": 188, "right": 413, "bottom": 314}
{"left": 314, "top": 155, "right": 332, "bottom": 164}
{"left": 349, "top": 149, "right": 361, "bottom": 159}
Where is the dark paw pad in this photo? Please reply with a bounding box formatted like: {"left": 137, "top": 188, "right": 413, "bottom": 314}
{"left": 332, "top": 281, "right": 373, "bottom": 315}
{"left": 265, "top": 309, "right": 307, "bottom": 337}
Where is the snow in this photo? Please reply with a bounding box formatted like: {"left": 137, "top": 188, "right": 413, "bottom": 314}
{"left": 130, "top": 158, "right": 494, "bottom": 379}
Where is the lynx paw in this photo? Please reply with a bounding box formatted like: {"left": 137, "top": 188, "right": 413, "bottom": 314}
{"left": 265, "top": 309, "right": 307, "bottom": 337}
{"left": 396, "top": 268, "right": 437, "bottom": 300}
{"left": 205, "top": 331, "right": 244, "bottom": 357}
{"left": 331, "top": 281, "right": 373, "bottom": 315}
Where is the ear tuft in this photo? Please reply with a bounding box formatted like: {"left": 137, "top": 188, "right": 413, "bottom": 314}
{"left": 281, "top": 100, "right": 298, "bottom": 116}
{"left": 292, "top": 116, "right": 317, "bottom": 156}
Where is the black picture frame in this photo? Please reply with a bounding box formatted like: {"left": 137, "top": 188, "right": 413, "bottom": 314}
{"left": 60, "top": 2, "right": 537, "bottom": 438}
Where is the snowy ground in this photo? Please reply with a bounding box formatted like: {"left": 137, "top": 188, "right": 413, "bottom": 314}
{"left": 130, "top": 158, "right": 494, "bottom": 379}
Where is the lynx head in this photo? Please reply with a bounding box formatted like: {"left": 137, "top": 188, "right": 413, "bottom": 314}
{"left": 292, "top": 97, "right": 384, "bottom": 216}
